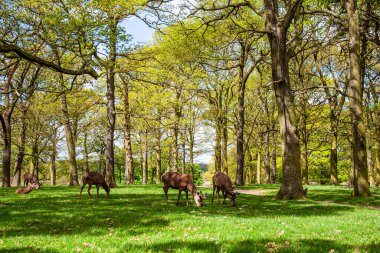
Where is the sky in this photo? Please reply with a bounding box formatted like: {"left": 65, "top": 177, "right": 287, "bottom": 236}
{"left": 122, "top": 16, "right": 155, "bottom": 44}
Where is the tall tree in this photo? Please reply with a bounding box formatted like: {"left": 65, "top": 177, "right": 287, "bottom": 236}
{"left": 1, "top": 62, "right": 19, "bottom": 187}
{"left": 345, "top": 0, "right": 370, "bottom": 196}
{"left": 264, "top": 0, "right": 305, "bottom": 199}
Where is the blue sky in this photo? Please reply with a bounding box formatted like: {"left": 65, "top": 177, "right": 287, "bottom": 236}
{"left": 123, "top": 16, "right": 155, "bottom": 43}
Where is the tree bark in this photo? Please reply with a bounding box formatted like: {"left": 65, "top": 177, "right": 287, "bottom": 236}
{"left": 156, "top": 145, "right": 162, "bottom": 184}
{"left": 265, "top": 0, "right": 305, "bottom": 199}
{"left": 366, "top": 131, "right": 375, "bottom": 186}
{"left": 222, "top": 114, "right": 229, "bottom": 175}
{"left": 142, "top": 131, "right": 148, "bottom": 184}
{"left": 32, "top": 140, "right": 39, "bottom": 179}
{"left": 256, "top": 152, "right": 261, "bottom": 184}
{"left": 50, "top": 126, "right": 57, "bottom": 185}
{"left": 12, "top": 104, "right": 29, "bottom": 186}
{"left": 60, "top": 88, "right": 79, "bottom": 186}
{"left": 264, "top": 130, "right": 271, "bottom": 184}
{"left": 0, "top": 41, "right": 98, "bottom": 78}
{"left": 215, "top": 117, "right": 222, "bottom": 172}
{"left": 375, "top": 135, "right": 380, "bottom": 187}
{"left": 345, "top": 0, "right": 370, "bottom": 196}
{"left": 105, "top": 17, "right": 118, "bottom": 188}
{"left": 1, "top": 63, "right": 18, "bottom": 187}
{"left": 188, "top": 117, "right": 195, "bottom": 178}
{"left": 83, "top": 131, "right": 90, "bottom": 172}
{"left": 122, "top": 78, "right": 134, "bottom": 184}
{"left": 235, "top": 42, "right": 247, "bottom": 186}
{"left": 181, "top": 130, "right": 186, "bottom": 174}
{"left": 271, "top": 143, "right": 277, "bottom": 183}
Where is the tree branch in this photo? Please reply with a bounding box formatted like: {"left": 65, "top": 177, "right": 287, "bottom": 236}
{"left": 0, "top": 41, "right": 98, "bottom": 79}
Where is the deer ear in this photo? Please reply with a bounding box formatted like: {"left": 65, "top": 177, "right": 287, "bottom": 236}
{"left": 203, "top": 193, "right": 207, "bottom": 199}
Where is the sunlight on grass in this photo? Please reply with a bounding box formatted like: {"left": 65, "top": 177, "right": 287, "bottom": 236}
{"left": 0, "top": 185, "right": 379, "bottom": 252}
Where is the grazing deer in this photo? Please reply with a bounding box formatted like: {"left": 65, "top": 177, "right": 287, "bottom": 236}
{"left": 162, "top": 172, "right": 206, "bottom": 207}
{"left": 23, "top": 172, "right": 42, "bottom": 187}
{"left": 80, "top": 171, "right": 110, "bottom": 198}
{"left": 212, "top": 171, "right": 238, "bottom": 206}
{"left": 15, "top": 182, "right": 39, "bottom": 194}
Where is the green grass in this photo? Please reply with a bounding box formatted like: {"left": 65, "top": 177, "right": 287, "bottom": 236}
{"left": 0, "top": 184, "right": 379, "bottom": 253}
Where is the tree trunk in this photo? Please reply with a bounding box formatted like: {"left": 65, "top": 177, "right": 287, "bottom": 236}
{"left": 123, "top": 79, "right": 134, "bottom": 184}
{"left": 189, "top": 122, "right": 195, "bottom": 178}
{"left": 142, "top": 131, "right": 148, "bottom": 184}
{"left": 1, "top": 63, "right": 18, "bottom": 187}
{"left": 12, "top": 104, "right": 28, "bottom": 186}
{"left": 156, "top": 145, "right": 162, "bottom": 184}
{"left": 60, "top": 90, "right": 79, "bottom": 186}
{"left": 265, "top": 0, "right": 305, "bottom": 199}
{"left": 181, "top": 130, "right": 186, "bottom": 174}
{"left": 172, "top": 129, "right": 179, "bottom": 172}
{"left": 167, "top": 143, "right": 172, "bottom": 172}
{"left": 256, "top": 152, "right": 261, "bottom": 184}
{"left": 215, "top": 118, "right": 222, "bottom": 172}
{"left": 301, "top": 139, "right": 309, "bottom": 185}
{"left": 246, "top": 150, "right": 255, "bottom": 184}
{"left": 300, "top": 94, "right": 309, "bottom": 185}
{"left": 375, "top": 136, "right": 380, "bottom": 187}
{"left": 83, "top": 131, "right": 90, "bottom": 173}
{"left": 235, "top": 54, "right": 246, "bottom": 186}
{"left": 264, "top": 129, "right": 271, "bottom": 183}
{"left": 32, "top": 140, "right": 39, "bottom": 179}
{"left": 50, "top": 127, "right": 57, "bottom": 186}
{"left": 222, "top": 115, "right": 229, "bottom": 175}
{"left": 366, "top": 132, "right": 375, "bottom": 186}
{"left": 271, "top": 144, "right": 277, "bottom": 183}
{"left": 105, "top": 17, "right": 118, "bottom": 188}
{"left": 345, "top": 0, "right": 370, "bottom": 196}
{"left": 330, "top": 115, "right": 339, "bottom": 184}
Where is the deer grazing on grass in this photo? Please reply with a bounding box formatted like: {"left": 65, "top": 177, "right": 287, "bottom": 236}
{"left": 162, "top": 172, "right": 206, "bottom": 207}
{"left": 212, "top": 171, "right": 239, "bottom": 207}
{"left": 15, "top": 182, "right": 39, "bottom": 194}
{"left": 80, "top": 171, "right": 110, "bottom": 198}
{"left": 23, "top": 172, "right": 42, "bottom": 187}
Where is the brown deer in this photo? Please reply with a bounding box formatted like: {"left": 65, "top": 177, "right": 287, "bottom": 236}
{"left": 80, "top": 171, "right": 110, "bottom": 198}
{"left": 162, "top": 172, "right": 206, "bottom": 207}
{"left": 23, "top": 172, "right": 42, "bottom": 187}
{"left": 15, "top": 182, "right": 39, "bottom": 194}
{"left": 212, "top": 171, "right": 238, "bottom": 206}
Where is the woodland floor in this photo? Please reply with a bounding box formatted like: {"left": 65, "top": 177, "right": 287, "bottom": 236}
{"left": 0, "top": 184, "right": 379, "bottom": 253}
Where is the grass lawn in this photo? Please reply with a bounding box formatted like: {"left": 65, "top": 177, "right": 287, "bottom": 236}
{"left": 0, "top": 184, "right": 379, "bottom": 253}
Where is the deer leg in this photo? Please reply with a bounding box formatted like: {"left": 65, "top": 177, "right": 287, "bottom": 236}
{"left": 185, "top": 190, "right": 189, "bottom": 206}
{"left": 212, "top": 186, "right": 216, "bottom": 203}
{"left": 222, "top": 191, "right": 227, "bottom": 204}
{"left": 96, "top": 185, "right": 100, "bottom": 198}
{"left": 176, "top": 189, "right": 182, "bottom": 206}
{"left": 87, "top": 183, "right": 92, "bottom": 197}
{"left": 80, "top": 183, "right": 87, "bottom": 197}
{"left": 163, "top": 186, "right": 169, "bottom": 204}
{"left": 216, "top": 188, "right": 221, "bottom": 204}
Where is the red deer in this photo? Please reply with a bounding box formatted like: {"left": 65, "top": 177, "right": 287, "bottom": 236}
{"left": 80, "top": 171, "right": 110, "bottom": 198}
{"left": 15, "top": 182, "right": 39, "bottom": 194}
{"left": 162, "top": 172, "right": 206, "bottom": 207}
{"left": 212, "top": 171, "right": 238, "bottom": 206}
{"left": 23, "top": 172, "right": 42, "bottom": 187}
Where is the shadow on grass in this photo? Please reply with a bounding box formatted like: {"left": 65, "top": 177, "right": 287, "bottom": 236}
{"left": 0, "top": 247, "right": 59, "bottom": 253}
{"left": 117, "top": 238, "right": 380, "bottom": 253}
